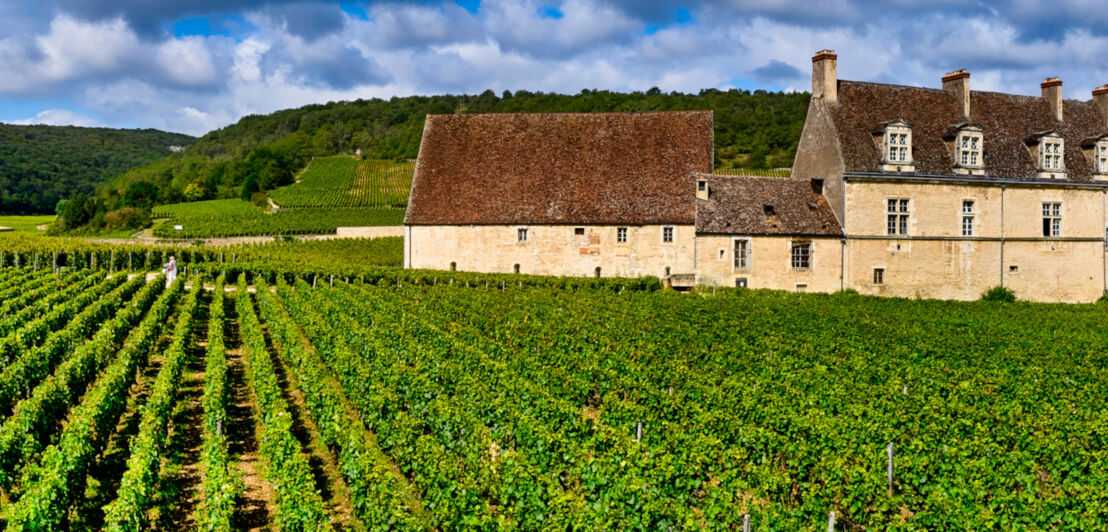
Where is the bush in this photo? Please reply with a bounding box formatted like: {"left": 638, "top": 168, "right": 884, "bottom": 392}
{"left": 981, "top": 286, "right": 1016, "bottom": 303}
{"left": 103, "top": 207, "right": 151, "bottom": 230}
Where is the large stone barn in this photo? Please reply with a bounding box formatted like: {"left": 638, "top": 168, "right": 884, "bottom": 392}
{"left": 403, "top": 111, "right": 713, "bottom": 282}
{"left": 404, "top": 50, "right": 1108, "bottom": 302}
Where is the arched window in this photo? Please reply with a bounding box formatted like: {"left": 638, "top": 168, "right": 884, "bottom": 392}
{"left": 450, "top": 262, "right": 457, "bottom": 271}
{"left": 664, "top": 266, "right": 671, "bottom": 277}
{"left": 594, "top": 266, "right": 602, "bottom": 278}
{"left": 513, "top": 264, "right": 520, "bottom": 274}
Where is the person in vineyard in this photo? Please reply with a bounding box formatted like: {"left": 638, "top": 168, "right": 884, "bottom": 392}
{"left": 163, "top": 255, "right": 177, "bottom": 286}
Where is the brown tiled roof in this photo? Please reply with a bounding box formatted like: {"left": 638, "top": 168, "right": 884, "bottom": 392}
{"left": 404, "top": 111, "right": 714, "bottom": 225}
{"left": 831, "top": 81, "right": 1108, "bottom": 180}
{"left": 695, "top": 175, "right": 842, "bottom": 236}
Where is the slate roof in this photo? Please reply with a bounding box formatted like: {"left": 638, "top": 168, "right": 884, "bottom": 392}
{"left": 830, "top": 81, "right": 1108, "bottom": 181}
{"left": 405, "top": 111, "right": 714, "bottom": 225}
{"left": 695, "top": 175, "right": 843, "bottom": 236}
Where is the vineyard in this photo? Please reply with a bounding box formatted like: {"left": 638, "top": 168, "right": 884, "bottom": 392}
{"left": 269, "top": 157, "right": 414, "bottom": 209}
{"left": 0, "top": 258, "right": 1102, "bottom": 529}
{"left": 151, "top": 198, "right": 404, "bottom": 238}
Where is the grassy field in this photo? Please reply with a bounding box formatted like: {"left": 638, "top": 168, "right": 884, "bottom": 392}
{"left": 0, "top": 264, "right": 1102, "bottom": 530}
{"left": 151, "top": 197, "right": 404, "bottom": 238}
{"left": 0, "top": 215, "right": 55, "bottom": 235}
{"left": 270, "top": 157, "right": 413, "bottom": 209}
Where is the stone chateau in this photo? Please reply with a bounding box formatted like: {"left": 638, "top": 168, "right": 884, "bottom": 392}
{"left": 404, "top": 50, "right": 1108, "bottom": 303}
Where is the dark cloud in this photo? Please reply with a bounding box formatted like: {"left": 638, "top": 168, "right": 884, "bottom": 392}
{"left": 751, "top": 60, "right": 802, "bottom": 82}
{"left": 259, "top": 2, "right": 347, "bottom": 41}
{"left": 261, "top": 43, "right": 390, "bottom": 89}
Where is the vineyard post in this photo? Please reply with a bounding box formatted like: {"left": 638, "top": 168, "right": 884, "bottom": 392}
{"left": 14, "top": 253, "right": 19, "bottom": 269}
{"left": 91, "top": 252, "right": 96, "bottom": 270}
{"left": 330, "top": 275, "right": 334, "bottom": 287}
{"left": 110, "top": 250, "right": 114, "bottom": 273}
{"left": 742, "top": 515, "right": 751, "bottom": 532}
{"left": 33, "top": 253, "right": 38, "bottom": 271}
{"left": 0, "top": 250, "right": 4, "bottom": 267}
{"left": 887, "top": 442, "right": 894, "bottom": 495}
{"left": 312, "top": 275, "right": 317, "bottom": 288}
{"left": 52, "top": 252, "right": 57, "bottom": 273}
{"left": 128, "top": 251, "right": 133, "bottom": 271}
{"left": 828, "top": 511, "right": 835, "bottom": 531}
{"left": 636, "top": 422, "right": 642, "bottom": 443}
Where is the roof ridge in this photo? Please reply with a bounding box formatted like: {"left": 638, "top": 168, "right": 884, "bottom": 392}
{"left": 426, "top": 110, "right": 714, "bottom": 119}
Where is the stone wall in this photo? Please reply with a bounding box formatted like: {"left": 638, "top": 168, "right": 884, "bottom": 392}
{"left": 405, "top": 224, "right": 695, "bottom": 278}
{"left": 695, "top": 235, "right": 842, "bottom": 292}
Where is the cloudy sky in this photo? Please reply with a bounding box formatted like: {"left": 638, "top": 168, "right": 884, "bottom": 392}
{"left": 1, "top": 0, "right": 1106, "bottom": 136}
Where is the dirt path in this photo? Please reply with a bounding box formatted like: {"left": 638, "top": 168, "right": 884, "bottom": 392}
{"left": 225, "top": 305, "right": 276, "bottom": 532}
{"left": 260, "top": 320, "right": 365, "bottom": 532}
{"left": 153, "top": 294, "right": 209, "bottom": 529}
{"left": 72, "top": 323, "right": 171, "bottom": 530}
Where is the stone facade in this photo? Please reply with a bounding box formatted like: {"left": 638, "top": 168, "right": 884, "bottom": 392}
{"left": 695, "top": 235, "right": 842, "bottom": 292}
{"left": 404, "top": 224, "right": 695, "bottom": 279}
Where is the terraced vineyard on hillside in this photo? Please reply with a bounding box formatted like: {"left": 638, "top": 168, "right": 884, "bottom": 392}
{"left": 0, "top": 261, "right": 1103, "bottom": 530}
{"left": 270, "top": 157, "right": 414, "bottom": 209}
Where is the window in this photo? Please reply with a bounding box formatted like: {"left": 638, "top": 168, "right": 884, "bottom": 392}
{"left": 1097, "top": 141, "right": 1108, "bottom": 174}
{"left": 790, "top": 241, "right": 811, "bottom": 270}
{"left": 795, "top": 283, "right": 808, "bottom": 293}
{"left": 617, "top": 227, "right": 628, "bottom": 243}
{"left": 886, "top": 199, "right": 909, "bottom": 236}
{"left": 735, "top": 278, "right": 748, "bottom": 288}
{"left": 733, "top": 238, "right": 750, "bottom": 272}
{"left": 594, "top": 267, "right": 601, "bottom": 278}
{"left": 517, "top": 228, "right": 528, "bottom": 242}
{"left": 961, "top": 200, "right": 975, "bottom": 237}
{"left": 718, "top": 249, "right": 726, "bottom": 260}
{"left": 513, "top": 264, "right": 520, "bottom": 274}
{"left": 450, "top": 262, "right": 457, "bottom": 271}
{"left": 574, "top": 227, "right": 585, "bottom": 236}
{"left": 662, "top": 226, "right": 674, "bottom": 243}
{"left": 698, "top": 180, "right": 707, "bottom": 192}
{"left": 956, "top": 130, "right": 983, "bottom": 169}
{"left": 1042, "top": 203, "right": 1061, "bottom": 237}
{"left": 887, "top": 131, "right": 909, "bottom": 162}
{"left": 873, "top": 267, "right": 885, "bottom": 285}
{"left": 1040, "top": 137, "right": 1064, "bottom": 171}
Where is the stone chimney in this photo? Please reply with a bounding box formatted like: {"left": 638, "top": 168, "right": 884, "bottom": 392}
{"left": 942, "top": 69, "right": 971, "bottom": 120}
{"left": 1042, "top": 77, "right": 1063, "bottom": 122}
{"left": 1094, "top": 85, "right": 1108, "bottom": 128}
{"left": 812, "top": 49, "right": 837, "bottom": 104}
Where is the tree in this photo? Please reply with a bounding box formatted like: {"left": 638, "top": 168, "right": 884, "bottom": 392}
{"left": 121, "top": 181, "right": 160, "bottom": 210}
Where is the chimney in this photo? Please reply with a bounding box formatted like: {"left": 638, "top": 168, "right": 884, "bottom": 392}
{"left": 1094, "top": 85, "right": 1108, "bottom": 128}
{"left": 942, "top": 69, "right": 971, "bottom": 120}
{"left": 1042, "top": 77, "right": 1063, "bottom": 122}
{"left": 696, "top": 177, "right": 709, "bottom": 201}
{"left": 812, "top": 49, "right": 838, "bottom": 104}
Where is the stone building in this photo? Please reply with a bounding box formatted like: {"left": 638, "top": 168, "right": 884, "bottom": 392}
{"left": 403, "top": 111, "right": 712, "bottom": 283}
{"left": 404, "top": 51, "right": 1108, "bottom": 302}
{"left": 790, "top": 50, "right": 1108, "bottom": 302}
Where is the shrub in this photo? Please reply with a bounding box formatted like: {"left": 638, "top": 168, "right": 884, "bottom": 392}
{"left": 104, "top": 207, "right": 150, "bottom": 230}
{"left": 981, "top": 286, "right": 1016, "bottom": 302}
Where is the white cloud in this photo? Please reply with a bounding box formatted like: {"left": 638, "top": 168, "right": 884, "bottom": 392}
{"left": 7, "top": 109, "right": 102, "bottom": 127}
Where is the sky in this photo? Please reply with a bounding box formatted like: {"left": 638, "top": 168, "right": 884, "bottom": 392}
{"left": 0, "top": 0, "right": 1106, "bottom": 137}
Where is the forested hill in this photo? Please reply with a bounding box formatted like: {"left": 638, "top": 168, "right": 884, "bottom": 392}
{"left": 104, "top": 88, "right": 809, "bottom": 208}
{"left": 0, "top": 124, "right": 195, "bottom": 214}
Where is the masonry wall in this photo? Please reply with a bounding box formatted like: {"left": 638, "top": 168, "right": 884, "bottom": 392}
{"left": 843, "top": 179, "right": 1108, "bottom": 302}
{"left": 405, "top": 224, "right": 695, "bottom": 278}
{"left": 695, "top": 235, "right": 842, "bottom": 292}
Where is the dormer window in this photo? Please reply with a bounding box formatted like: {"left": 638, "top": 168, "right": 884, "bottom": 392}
{"left": 1036, "top": 134, "right": 1066, "bottom": 179}
{"left": 1096, "top": 140, "right": 1108, "bottom": 177}
{"left": 953, "top": 125, "right": 984, "bottom": 175}
{"left": 879, "top": 120, "right": 915, "bottom": 172}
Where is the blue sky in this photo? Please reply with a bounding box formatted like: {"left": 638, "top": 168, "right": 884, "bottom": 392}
{"left": 0, "top": 0, "right": 1105, "bottom": 136}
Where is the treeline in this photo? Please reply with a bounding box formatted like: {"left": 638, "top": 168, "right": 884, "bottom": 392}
{"left": 67, "top": 88, "right": 809, "bottom": 232}
{"left": 104, "top": 89, "right": 808, "bottom": 202}
{"left": 0, "top": 124, "right": 195, "bottom": 214}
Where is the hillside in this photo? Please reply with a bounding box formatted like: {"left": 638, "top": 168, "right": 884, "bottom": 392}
{"left": 98, "top": 89, "right": 808, "bottom": 211}
{"left": 0, "top": 124, "right": 195, "bottom": 214}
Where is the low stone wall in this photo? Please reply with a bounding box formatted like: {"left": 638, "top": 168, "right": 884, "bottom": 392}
{"left": 334, "top": 226, "right": 404, "bottom": 238}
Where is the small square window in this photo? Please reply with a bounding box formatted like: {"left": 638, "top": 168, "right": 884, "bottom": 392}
{"left": 517, "top": 228, "right": 528, "bottom": 242}
{"left": 735, "top": 278, "right": 748, "bottom": 288}
{"left": 574, "top": 227, "right": 585, "bottom": 236}
{"left": 662, "top": 226, "right": 674, "bottom": 243}
{"left": 718, "top": 249, "right": 726, "bottom": 260}
{"left": 617, "top": 227, "right": 628, "bottom": 243}
{"left": 1009, "top": 265, "right": 1019, "bottom": 273}
{"left": 873, "top": 267, "right": 884, "bottom": 285}
{"left": 698, "top": 180, "right": 707, "bottom": 191}
{"left": 795, "top": 283, "right": 808, "bottom": 293}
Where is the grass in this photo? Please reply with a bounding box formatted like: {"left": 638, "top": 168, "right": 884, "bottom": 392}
{"left": 0, "top": 215, "right": 55, "bottom": 236}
